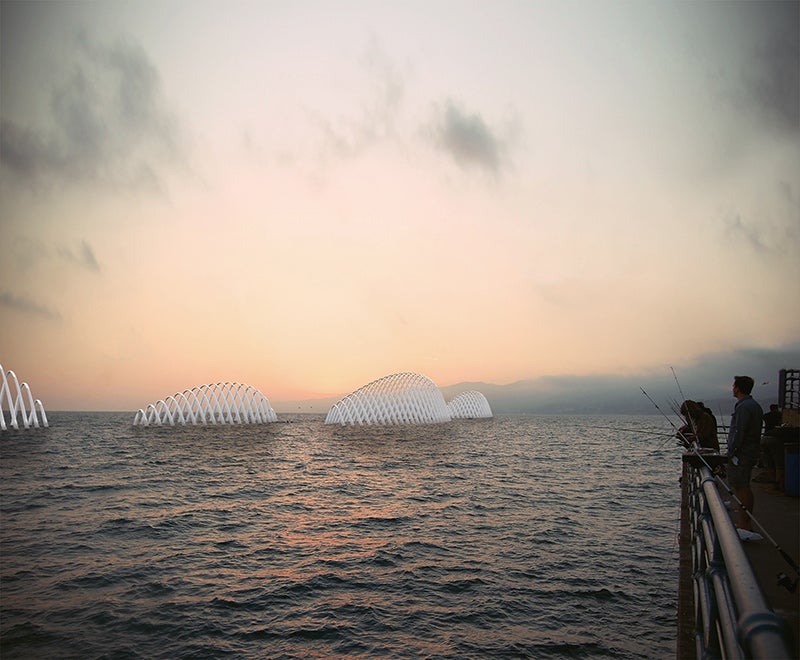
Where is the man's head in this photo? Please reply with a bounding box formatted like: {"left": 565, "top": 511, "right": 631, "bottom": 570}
{"left": 732, "top": 375, "right": 755, "bottom": 398}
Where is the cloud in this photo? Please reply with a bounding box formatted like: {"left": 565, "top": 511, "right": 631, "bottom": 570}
{"left": 0, "top": 292, "right": 61, "bottom": 321}
{"left": 358, "top": 37, "right": 406, "bottom": 142}
{"left": 739, "top": 2, "right": 799, "bottom": 134}
{"left": 722, "top": 212, "right": 768, "bottom": 253}
{"left": 1, "top": 33, "right": 184, "bottom": 193}
{"left": 440, "top": 343, "right": 800, "bottom": 414}
{"left": 313, "top": 38, "right": 407, "bottom": 162}
{"left": 701, "top": 2, "right": 800, "bottom": 136}
{"left": 57, "top": 240, "right": 100, "bottom": 272}
{"left": 428, "top": 101, "right": 506, "bottom": 174}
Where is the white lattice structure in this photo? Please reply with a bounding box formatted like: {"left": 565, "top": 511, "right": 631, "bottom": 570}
{"left": 448, "top": 390, "right": 493, "bottom": 419}
{"left": 1, "top": 363, "right": 49, "bottom": 431}
{"left": 133, "top": 382, "right": 277, "bottom": 426}
{"left": 325, "top": 372, "right": 452, "bottom": 426}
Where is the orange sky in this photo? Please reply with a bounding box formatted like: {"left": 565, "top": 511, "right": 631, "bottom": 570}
{"left": 1, "top": 1, "right": 798, "bottom": 411}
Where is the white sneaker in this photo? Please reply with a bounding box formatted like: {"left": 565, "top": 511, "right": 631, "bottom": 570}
{"left": 736, "top": 528, "right": 763, "bottom": 542}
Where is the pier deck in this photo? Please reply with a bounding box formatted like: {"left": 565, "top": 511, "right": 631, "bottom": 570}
{"left": 735, "top": 468, "right": 800, "bottom": 658}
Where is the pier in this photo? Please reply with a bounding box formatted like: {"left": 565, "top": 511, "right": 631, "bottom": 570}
{"left": 678, "top": 454, "right": 799, "bottom": 659}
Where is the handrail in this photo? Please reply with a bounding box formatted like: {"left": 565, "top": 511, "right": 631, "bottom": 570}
{"left": 680, "top": 455, "right": 793, "bottom": 659}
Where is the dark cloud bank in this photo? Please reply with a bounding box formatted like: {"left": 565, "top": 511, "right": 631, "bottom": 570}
{"left": 735, "top": 0, "right": 800, "bottom": 135}
{"left": 441, "top": 344, "right": 800, "bottom": 415}
{"left": 1, "top": 33, "right": 182, "bottom": 193}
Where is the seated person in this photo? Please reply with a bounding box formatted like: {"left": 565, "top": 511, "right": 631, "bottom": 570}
{"left": 677, "top": 400, "right": 720, "bottom": 452}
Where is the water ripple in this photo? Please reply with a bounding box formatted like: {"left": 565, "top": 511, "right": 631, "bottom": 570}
{"left": 1, "top": 412, "right": 679, "bottom": 659}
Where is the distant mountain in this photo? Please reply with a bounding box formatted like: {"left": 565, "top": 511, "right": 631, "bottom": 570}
{"left": 440, "top": 378, "right": 661, "bottom": 415}
{"left": 442, "top": 344, "right": 799, "bottom": 415}
{"left": 273, "top": 343, "right": 799, "bottom": 416}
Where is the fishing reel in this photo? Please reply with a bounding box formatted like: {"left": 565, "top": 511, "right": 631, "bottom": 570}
{"left": 776, "top": 572, "right": 798, "bottom": 593}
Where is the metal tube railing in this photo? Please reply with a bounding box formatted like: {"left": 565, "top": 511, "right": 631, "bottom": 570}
{"left": 681, "top": 456, "right": 793, "bottom": 659}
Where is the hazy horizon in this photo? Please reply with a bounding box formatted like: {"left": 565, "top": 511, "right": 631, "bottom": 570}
{"left": 8, "top": 343, "right": 797, "bottom": 417}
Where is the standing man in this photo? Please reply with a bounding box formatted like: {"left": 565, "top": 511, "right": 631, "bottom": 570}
{"left": 727, "top": 375, "right": 764, "bottom": 537}
{"left": 763, "top": 404, "right": 782, "bottom": 433}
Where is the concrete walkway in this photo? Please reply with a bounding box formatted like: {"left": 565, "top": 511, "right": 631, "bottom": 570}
{"left": 733, "top": 468, "right": 800, "bottom": 658}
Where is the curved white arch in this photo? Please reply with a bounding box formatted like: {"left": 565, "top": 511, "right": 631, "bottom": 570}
{"left": 133, "top": 382, "right": 278, "bottom": 426}
{"left": 448, "top": 390, "right": 493, "bottom": 419}
{"left": 1, "top": 363, "right": 49, "bottom": 430}
{"left": 324, "top": 372, "right": 451, "bottom": 426}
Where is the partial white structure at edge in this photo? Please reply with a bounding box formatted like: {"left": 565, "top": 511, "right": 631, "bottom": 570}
{"left": 1, "top": 363, "right": 49, "bottom": 431}
{"left": 448, "top": 390, "right": 493, "bottom": 419}
{"left": 133, "top": 382, "right": 277, "bottom": 426}
{"left": 325, "top": 372, "right": 451, "bottom": 426}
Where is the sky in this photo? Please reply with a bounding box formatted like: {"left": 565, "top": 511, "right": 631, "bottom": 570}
{"left": 1, "top": 0, "right": 799, "bottom": 412}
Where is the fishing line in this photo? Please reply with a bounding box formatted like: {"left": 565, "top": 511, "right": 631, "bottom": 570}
{"left": 588, "top": 424, "right": 678, "bottom": 454}
{"left": 640, "top": 386, "right": 800, "bottom": 585}
{"left": 670, "top": 366, "right": 699, "bottom": 439}
{"left": 640, "top": 387, "right": 691, "bottom": 446}
{"left": 591, "top": 425, "right": 674, "bottom": 437}
{"left": 652, "top": 508, "right": 683, "bottom": 596}
{"left": 717, "top": 404, "right": 729, "bottom": 437}
{"left": 656, "top": 432, "right": 682, "bottom": 451}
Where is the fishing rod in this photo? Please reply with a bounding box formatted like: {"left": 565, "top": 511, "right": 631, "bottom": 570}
{"left": 640, "top": 387, "right": 692, "bottom": 446}
{"left": 671, "top": 366, "right": 689, "bottom": 409}
{"left": 670, "top": 366, "right": 701, "bottom": 440}
{"left": 591, "top": 424, "right": 674, "bottom": 437}
{"left": 642, "top": 384, "right": 800, "bottom": 588}
{"left": 640, "top": 387, "right": 678, "bottom": 429}
{"left": 591, "top": 424, "right": 680, "bottom": 452}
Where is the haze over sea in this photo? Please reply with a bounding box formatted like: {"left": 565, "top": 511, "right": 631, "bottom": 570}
{"left": 2, "top": 413, "right": 679, "bottom": 658}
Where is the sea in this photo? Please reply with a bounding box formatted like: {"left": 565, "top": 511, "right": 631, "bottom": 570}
{"left": 1, "top": 412, "right": 682, "bottom": 659}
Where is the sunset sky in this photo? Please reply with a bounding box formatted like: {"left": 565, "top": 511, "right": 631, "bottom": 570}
{"left": 1, "top": 0, "right": 798, "bottom": 411}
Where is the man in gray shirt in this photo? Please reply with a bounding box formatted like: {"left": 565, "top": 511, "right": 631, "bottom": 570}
{"left": 727, "top": 375, "right": 764, "bottom": 536}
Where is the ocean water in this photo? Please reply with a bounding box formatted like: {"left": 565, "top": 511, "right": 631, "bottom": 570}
{"left": 1, "top": 413, "right": 681, "bottom": 659}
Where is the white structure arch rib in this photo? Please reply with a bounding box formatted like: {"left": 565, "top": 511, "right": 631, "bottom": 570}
{"left": 447, "top": 391, "right": 493, "bottom": 419}
{"left": 324, "top": 372, "right": 451, "bottom": 426}
{"left": 133, "top": 381, "right": 278, "bottom": 426}
{"left": 1, "top": 363, "right": 49, "bottom": 431}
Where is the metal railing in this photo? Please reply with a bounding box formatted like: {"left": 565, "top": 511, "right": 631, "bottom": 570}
{"left": 679, "top": 455, "right": 793, "bottom": 659}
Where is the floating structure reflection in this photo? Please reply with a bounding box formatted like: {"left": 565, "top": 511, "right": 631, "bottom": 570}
{"left": 1, "top": 363, "right": 49, "bottom": 431}
{"left": 448, "top": 390, "right": 493, "bottom": 419}
{"left": 133, "top": 382, "right": 277, "bottom": 426}
{"left": 325, "top": 372, "right": 452, "bottom": 426}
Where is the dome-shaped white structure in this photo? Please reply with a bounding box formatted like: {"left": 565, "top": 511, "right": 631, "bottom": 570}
{"left": 325, "top": 372, "right": 451, "bottom": 426}
{"left": 1, "top": 363, "right": 49, "bottom": 430}
{"left": 133, "top": 382, "right": 277, "bottom": 426}
{"left": 448, "top": 390, "right": 493, "bottom": 419}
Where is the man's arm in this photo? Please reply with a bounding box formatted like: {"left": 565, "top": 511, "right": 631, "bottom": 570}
{"left": 729, "top": 405, "right": 744, "bottom": 456}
